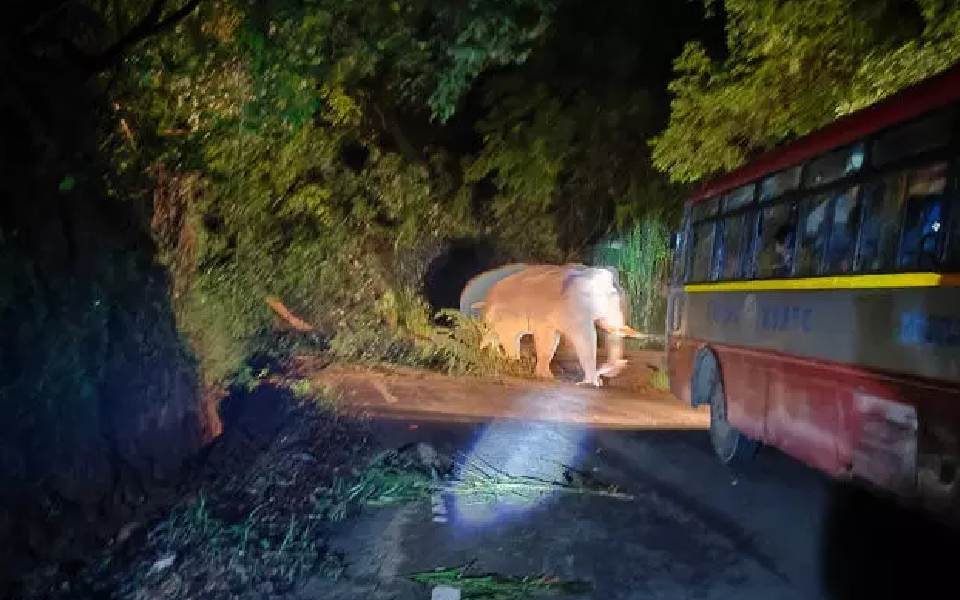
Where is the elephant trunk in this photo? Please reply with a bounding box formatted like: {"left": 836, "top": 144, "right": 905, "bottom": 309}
{"left": 599, "top": 330, "right": 628, "bottom": 378}
{"left": 596, "top": 298, "right": 636, "bottom": 378}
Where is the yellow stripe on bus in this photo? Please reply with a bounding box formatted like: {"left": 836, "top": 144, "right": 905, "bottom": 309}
{"left": 683, "top": 272, "right": 960, "bottom": 293}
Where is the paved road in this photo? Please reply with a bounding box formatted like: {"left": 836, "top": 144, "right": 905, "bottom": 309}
{"left": 304, "top": 357, "right": 958, "bottom": 600}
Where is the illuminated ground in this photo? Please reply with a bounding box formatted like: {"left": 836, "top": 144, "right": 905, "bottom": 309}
{"left": 308, "top": 358, "right": 708, "bottom": 429}
{"left": 305, "top": 352, "right": 834, "bottom": 599}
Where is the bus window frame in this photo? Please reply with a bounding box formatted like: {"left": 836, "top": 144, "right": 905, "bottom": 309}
{"left": 717, "top": 183, "right": 759, "bottom": 281}
{"left": 892, "top": 159, "right": 955, "bottom": 270}
{"left": 680, "top": 99, "right": 960, "bottom": 284}
{"left": 940, "top": 157, "right": 960, "bottom": 267}
{"left": 687, "top": 218, "right": 719, "bottom": 283}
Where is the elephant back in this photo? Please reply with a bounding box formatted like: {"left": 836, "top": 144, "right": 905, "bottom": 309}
{"left": 483, "top": 264, "right": 586, "bottom": 315}
{"left": 459, "top": 263, "right": 530, "bottom": 317}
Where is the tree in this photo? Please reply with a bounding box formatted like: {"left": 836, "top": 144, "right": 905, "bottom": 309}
{"left": 651, "top": 0, "right": 960, "bottom": 183}
{"left": 461, "top": 0, "right": 710, "bottom": 258}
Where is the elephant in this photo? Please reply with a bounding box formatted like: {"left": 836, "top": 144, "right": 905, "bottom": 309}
{"left": 467, "top": 263, "right": 639, "bottom": 386}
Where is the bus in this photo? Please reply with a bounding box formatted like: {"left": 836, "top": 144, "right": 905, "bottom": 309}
{"left": 667, "top": 63, "right": 960, "bottom": 516}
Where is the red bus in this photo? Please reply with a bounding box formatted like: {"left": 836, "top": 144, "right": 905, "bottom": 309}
{"left": 667, "top": 63, "right": 960, "bottom": 516}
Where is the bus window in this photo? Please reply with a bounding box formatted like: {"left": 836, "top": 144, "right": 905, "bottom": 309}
{"left": 690, "top": 222, "right": 716, "bottom": 282}
{"left": 797, "top": 194, "right": 832, "bottom": 275}
{"left": 824, "top": 187, "right": 861, "bottom": 273}
{"left": 858, "top": 178, "right": 904, "bottom": 271}
{"left": 671, "top": 225, "right": 688, "bottom": 285}
{"left": 872, "top": 109, "right": 954, "bottom": 166}
{"left": 945, "top": 162, "right": 960, "bottom": 268}
{"left": 899, "top": 162, "right": 950, "bottom": 269}
{"left": 691, "top": 197, "right": 719, "bottom": 222}
{"left": 717, "top": 210, "right": 755, "bottom": 280}
{"left": 761, "top": 165, "right": 802, "bottom": 202}
{"left": 803, "top": 142, "right": 865, "bottom": 188}
{"left": 758, "top": 202, "right": 798, "bottom": 278}
{"left": 723, "top": 184, "right": 755, "bottom": 211}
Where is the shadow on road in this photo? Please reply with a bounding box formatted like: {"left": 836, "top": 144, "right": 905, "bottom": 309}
{"left": 820, "top": 482, "right": 960, "bottom": 599}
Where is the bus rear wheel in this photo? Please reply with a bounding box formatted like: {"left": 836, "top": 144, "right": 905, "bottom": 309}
{"left": 693, "top": 349, "right": 758, "bottom": 466}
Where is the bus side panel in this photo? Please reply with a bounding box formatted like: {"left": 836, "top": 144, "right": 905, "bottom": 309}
{"left": 715, "top": 343, "right": 916, "bottom": 478}
{"left": 668, "top": 335, "right": 769, "bottom": 441}
{"left": 761, "top": 357, "right": 843, "bottom": 476}
{"left": 695, "top": 339, "right": 960, "bottom": 493}
{"left": 713, "top": 344, "right": 767, "bottom": 441}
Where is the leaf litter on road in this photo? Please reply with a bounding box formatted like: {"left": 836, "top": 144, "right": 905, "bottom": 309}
{"left": 409, "top": 565, "right": 591, "bottom": 599}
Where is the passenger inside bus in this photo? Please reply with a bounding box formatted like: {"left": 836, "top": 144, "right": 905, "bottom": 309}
{"left": 772, "top": 220, "right": 796, "bottom": 276}
{"left": 798, "top": 195, "right": 831, "bottom": 275}
{"left": 758, "top": 202, "right": 798, "bottom": 277}
{"left": 898, "top": 162, "right": 948, "bottom": 269}
{"left": 824, "top": 188, "right": 860, "bottom": 273}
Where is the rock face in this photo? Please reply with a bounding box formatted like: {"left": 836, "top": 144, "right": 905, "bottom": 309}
{"left": 0, "top": 84, "right": 211, "bottom": 594}
{"left": 0, "top": 207, "right": 210, "bottom": 591}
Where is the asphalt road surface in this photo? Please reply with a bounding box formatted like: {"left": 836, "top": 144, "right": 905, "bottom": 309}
{"left": 305, "top": 352, "right": 959, "bottom": 600}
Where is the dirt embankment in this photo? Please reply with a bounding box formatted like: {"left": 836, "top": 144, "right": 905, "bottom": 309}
{"left": 15, "top": 367, "right": 378, "bottom": 599}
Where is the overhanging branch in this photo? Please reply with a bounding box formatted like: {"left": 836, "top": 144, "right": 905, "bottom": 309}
{"left": 83, "top": 0, "right": 203, "bottom": 75}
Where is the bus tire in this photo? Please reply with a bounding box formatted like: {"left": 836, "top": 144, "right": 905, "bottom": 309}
{"left": 693, "top": 348, "right": 758, "bottom": 466}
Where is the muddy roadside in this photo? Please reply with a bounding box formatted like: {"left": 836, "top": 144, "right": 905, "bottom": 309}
{"left": 14, "top": 357, "right": 380, "bottom": 599}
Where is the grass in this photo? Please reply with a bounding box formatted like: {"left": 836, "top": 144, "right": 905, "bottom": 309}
{"left": 650, "top": 368, "right": 670, "bottom": 391}
{"left": 452, "top": 454, "right": 632, "bottom": 504}
{"left": 148, "top": 491, "right": 342, "bottom": 591}
{"left": 312, "top": 449, "right": 438, "bottom": 522}
{"left": 288, "top": 378, "right": 313, "bottom": 398}
{"left": 311, "top": 446, "right": 633, "bottom": 525}
{"left": 409, "top": 566, "right": 590, "bottom": 599}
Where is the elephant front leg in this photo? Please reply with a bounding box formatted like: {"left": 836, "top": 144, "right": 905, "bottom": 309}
{"left": 493, "top": 323, "right": 523, "bottom": 359}
{"left": 567, "top": 323, "right": 600, "bottom": 387}
{"left": 480, "top": 330, "right": 503, "bottom": 356}
{"left": 533, "top": 327, "right": 560, "bottom": 379}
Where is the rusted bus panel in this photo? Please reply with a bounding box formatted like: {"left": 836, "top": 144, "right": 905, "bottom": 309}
{"left": 849, "top": 392, "right": 919, "bottom": 493}
{"left": 764, "top": 370, "right": 843, "bottom": 476}
{"left": 671, "top": 331, "right": 960, "bottom": 496}
{"left": 715, "top": 345, "right": 766, "bottom": 440}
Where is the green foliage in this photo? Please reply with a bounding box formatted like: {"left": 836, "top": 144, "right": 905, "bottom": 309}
{"left": 330, "top": 291, "right": 533, "bottom": 377}
{"left": 98, "top": 0, "right": 561, "bottom": 382}
{"left": 427, "top": 0, "right": 556, "bottom": 122}
{"left": 312, "top": 447, "right": 441, "bottom": 521}
{"left": 652, "top": 0, "right": 960, "bottom": 182}
{"left": 288, "top": 378, "right": 313, "bottom": 399}
{"left": 409, "top": 566, "right": 591, "bottom": 599}
{"left": 460, "top": 2, "right": 699, "bottom": 258}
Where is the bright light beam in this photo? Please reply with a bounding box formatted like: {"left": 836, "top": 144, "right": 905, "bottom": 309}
{"left": 448, "top": 390, "right": 593, "bottom": 527}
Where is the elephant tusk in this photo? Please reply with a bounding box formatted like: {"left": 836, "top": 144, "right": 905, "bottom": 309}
{"left": 597, "top": 322, "right": 643, "bottom": 338}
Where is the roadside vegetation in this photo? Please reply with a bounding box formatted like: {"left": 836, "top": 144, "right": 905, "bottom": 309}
{"left": 409, "top": 566, "right": 591, "bottom": 599}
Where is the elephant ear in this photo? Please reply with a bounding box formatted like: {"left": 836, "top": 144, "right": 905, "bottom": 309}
{"left": 561, "top": 267, "right": 616, "bottom": 297}
{"left": 596, "top": 265, "right": 621, "bottom": 286}
{"left": 560, "top": 267, "right": 590, "bottom": 294}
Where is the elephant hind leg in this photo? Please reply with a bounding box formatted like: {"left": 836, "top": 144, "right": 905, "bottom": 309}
{"left": 533, "top": 327, "right": 560, "bottom": 379}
